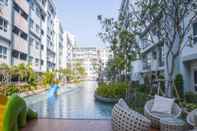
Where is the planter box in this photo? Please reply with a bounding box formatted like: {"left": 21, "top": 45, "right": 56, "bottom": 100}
{"left": 95, "top": 94, "right": 119, "bottom": 103}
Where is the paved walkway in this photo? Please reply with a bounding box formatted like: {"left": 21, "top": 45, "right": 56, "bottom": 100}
{"left": 21, "top": 119, "right": 159, "bottom": 131}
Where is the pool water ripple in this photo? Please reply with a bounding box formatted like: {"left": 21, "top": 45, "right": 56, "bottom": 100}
{"left": 25, "top": 81, "right": 114, "bottom": 119}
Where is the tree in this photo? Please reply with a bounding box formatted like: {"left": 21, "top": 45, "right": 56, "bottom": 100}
{"left": 129, "top": 0, "right": 197, "bottom": 97}
{"left": 73, "top": 62, "right": 86, "bottom": 80}
{"left": 98, "top": 16, "right": 139, "bottom": 81}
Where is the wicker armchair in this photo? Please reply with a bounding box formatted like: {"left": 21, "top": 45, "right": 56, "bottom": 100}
{"left": 144, "top": 99, "right": 182, "bottom": 128}
{"left": 112, "top": 99, "right": 151, "bottom": 131}
{"left": 187, "top": 109, "right": 197, "bottom": 128}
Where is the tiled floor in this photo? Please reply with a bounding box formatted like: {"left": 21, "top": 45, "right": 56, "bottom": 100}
{"left": 21, "top": 119, "right": 159, "bottom": 131}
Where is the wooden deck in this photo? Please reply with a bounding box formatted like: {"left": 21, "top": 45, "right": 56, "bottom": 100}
{"left": 21, "top": 119, "right": 159, "bottom": 131}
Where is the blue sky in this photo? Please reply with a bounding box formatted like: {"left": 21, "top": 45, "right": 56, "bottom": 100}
{"left": 55, "top": 0, "right": 121, "bottom": 48}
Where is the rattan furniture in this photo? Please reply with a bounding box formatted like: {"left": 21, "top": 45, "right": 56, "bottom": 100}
{"left": 160, "top": 117, "right": 186, "bottom": 131}
{"left": 112, "top": 99, "right": 151, "bottom": 131}
{"left": 144, "top": 99, "right": 182, "bottom": 128}
{"left": 187, "top": 109, "right": 197, "bottom": 129}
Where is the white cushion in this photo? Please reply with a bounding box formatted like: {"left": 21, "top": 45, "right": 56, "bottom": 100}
{"left": 151, "top": 95, "right": 175, "bottom": 114}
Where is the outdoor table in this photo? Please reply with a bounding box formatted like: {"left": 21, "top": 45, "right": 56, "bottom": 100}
{"left": 160, "top": 117, "right": 186, "bottom": 131}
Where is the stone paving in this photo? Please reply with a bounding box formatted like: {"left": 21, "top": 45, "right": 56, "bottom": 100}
{"left": 22, "top": 119, "right": 159, "bottom": 131}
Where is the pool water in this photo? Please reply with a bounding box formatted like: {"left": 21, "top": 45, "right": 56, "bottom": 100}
{"left": 25, "top": 81, "right": 114, "bottom": 119}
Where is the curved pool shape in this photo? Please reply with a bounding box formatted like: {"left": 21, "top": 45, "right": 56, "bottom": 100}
{"left": 25, "top": 81, "right": 114, "bottom": 119}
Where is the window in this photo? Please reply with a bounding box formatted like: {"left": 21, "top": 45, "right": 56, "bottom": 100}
{"left": 193, "top": 22, "right": 197, "bottom": 43}
{"left": 0, "top": 0, "right": 7, "bottom": 6}
{"left": 20, "top": 52, "right": 27, "bottom": 60}
{"left": 12, "top": 50, "right": 19, "bottom": 58}
{"left": 20, "top": 32, "right": 28, "bottom": 40}
{"left": 30, "top": 19, "right": 34, "bottom": 29}
{"left": 194, "top": 70, "right": 197, "bottom": 91}
{"left": 41, "top": 60, "right": 44, "bottom": 65}
{"left": 35, "top": 42, "right": 39, "bottom": 49}
{"left": 14, "top": 3, "right": 20, "bottom": 13}
{"left": 0, "top": 16, "right": 8, "bottom": 32}
{"left": 29, "top": 37, "right": 34, "bottom": 46}
{"left": 36, "top": 24, "right": 40, "bottom": 33}
{"left": 0, "top": 46, "right": 7, "bottom": 59}
{"left": 41, "top": 44, "right": 44, "bottom": 50}
{"left": 41, "top": 29, "right": 44, "bottom": 35}
{"left": 152, "top": 51, "right": 157, "bottom": 60}
{"left": 35, "top": 58, "right": 39, "bottom": 66}
{"left": 21, "top": 11, "right": 28, "bottom": 20}
{"left": 29, "top": 56, "right": 33, "bottom": 64}
{"left": 12, "top": 26, "right": 19, "bottom": 35}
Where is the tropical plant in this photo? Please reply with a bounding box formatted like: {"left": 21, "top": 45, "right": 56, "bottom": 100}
{"left": 96, "top": 82, "right": 128, "bottom": 98}
{"left": 42, "top": 71, "right": 55, "bottom": 86}
{"left": 98, "top": 16, "right": 139, "bottom": 81}
{"left": 129, "top": 0, "right": 197, "bottom": 97}
{"left": 174, "top": 74, "right": 184, "bottom": 99}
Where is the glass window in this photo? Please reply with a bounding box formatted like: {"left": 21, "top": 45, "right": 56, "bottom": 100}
{"left": 14, "top": 3, "right": 20, "bottom": 13}
{"left": 30, "top": 19, "right": 34, "bottom": 29}
{"left": 194, "top": 70, "right": 197, "bottom": 91}
{"left": 12, "top": 50, "right": 19, "bottom": 58}
{"left": 13, "top": 26, "right": 19, "bottom": 35}
{"left": 35, "top": 42, "right": 39, "bottom": 49}
{"left": 21, "top": 11, "right": 28, "bottom": 20}
{"left": 20, "top": 32, "right": 28, "bottom": 40}
{"left": 20, "top": 52, "right": 27, "bottom": 60}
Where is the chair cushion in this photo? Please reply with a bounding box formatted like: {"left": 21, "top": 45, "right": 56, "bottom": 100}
{"left": 151, "top": 95, "right": 175, "bottom": 114}
{"left": 118, "top": 99, "right": 130, "bottom": 110}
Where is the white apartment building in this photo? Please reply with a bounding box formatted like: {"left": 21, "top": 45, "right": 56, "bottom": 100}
{"left": 63, "top": 32, "right": 76, "bottom": 68}
{"left": 98, "top": 48, "right": 113, "bottom": 69}
{"left": 0, "top": 0, "right": 12, "bottom": 65}
{"left": 54, "top": 17, "right": 64, "bottom": 70}
{"left": 0, "top": 0, "right": 63, "bottom": 72}
{"left": 73, "top": 47, "right": 99, "bottom": 80}
{"left": 120, "top": 0, "right": 197, "bottom": 92}
{"left": 72, "top": 47, "right": 113, "bottom": 80}
{"left": 12, "top": 0, "right": 29, "bottom": 65}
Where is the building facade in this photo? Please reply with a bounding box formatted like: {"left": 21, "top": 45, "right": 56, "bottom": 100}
{"left": 120, "top": 0, "right": 197, "bottom": 93}
{"left": 54, "top": 17, "right": 64, "bottom": 70}
{"left": 0, "top": 0, "right": 67, "bottom": 72}
{"left": 63, "top": 32, "right": 76, "bottom": 68}
{"left": 72, "top": 47, "right": 113, "bottom": 80}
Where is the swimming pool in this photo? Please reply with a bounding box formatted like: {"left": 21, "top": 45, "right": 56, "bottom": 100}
{"left": 24, "top": 81, "right": 114, "bottom": 119}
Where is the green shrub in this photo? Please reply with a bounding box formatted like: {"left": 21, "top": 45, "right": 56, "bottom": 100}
{"left": 27, "top": 108, "right": 38, "bottom": 121}
{"left": 174, "top": 74, "right": 184, "bottom": 98}
{"left": 6, "top": 84, "right": 19, "bottom": 96}
{"left": 182, "top": 102, "right": 197, "bottom": 112}
{"left": 128, "top": 91, "right": 150, "bottom": 113}
{"left": 184, "top": 92, "right": 197, "bottom": 103}
{"left": 42, "top": 71, "right": 55, "bottom": 85}
{"left": 96, "top": 82, "right": 128, "bottom": 98}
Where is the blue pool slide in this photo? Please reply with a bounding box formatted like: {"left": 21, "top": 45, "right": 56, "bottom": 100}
{"left": 48, "top": 84, "right": 60, "bottom": 97}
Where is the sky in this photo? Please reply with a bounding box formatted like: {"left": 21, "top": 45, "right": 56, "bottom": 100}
{"left": 55, "top": 0, "right": 121, "bottom": 48}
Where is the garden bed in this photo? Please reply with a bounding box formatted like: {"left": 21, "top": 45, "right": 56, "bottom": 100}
{"left": 95, "top": 93, "right": 119, "bottom": 103}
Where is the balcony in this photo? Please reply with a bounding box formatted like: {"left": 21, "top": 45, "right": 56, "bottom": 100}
{"left": 14, "top": 11, "right": 28, "bottom": 33}
{"left": 13, "top": 34, "right": 28, "bottom": 53}
{"left": 15, "top": 0, "right": 29, "bottom": 14}
{"left": 0, "top": 4, "right": 11, "bottom": 19}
